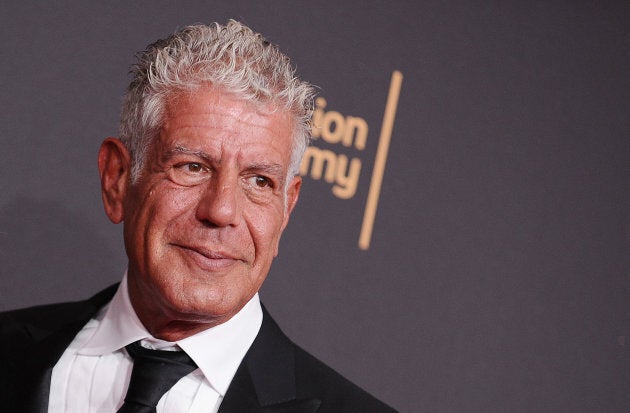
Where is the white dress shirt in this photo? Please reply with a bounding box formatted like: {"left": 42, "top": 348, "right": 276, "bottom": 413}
{"left": 48, "top": 273, "right": 263, "bottom": 413}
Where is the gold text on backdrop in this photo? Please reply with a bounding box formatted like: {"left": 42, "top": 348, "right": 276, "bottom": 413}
{"left": 301, "top": 97, "right": 367, "bottom": 199}
{"left": 300, "top": 70, "right": 403, "bottom": 249}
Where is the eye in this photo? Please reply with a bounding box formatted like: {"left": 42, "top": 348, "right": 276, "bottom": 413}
{"left": 249, "top": 175, "right": 274, "bottom": 189}
{"left": 167, "top": 162, "right": 210, "bottom": 186}
{"left": 184, "top": 163, "right": 203, "bottom": 173}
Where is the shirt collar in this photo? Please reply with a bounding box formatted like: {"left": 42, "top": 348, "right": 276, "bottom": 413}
{"left": 79, "top": 272, "right": 263, "bottom": 396}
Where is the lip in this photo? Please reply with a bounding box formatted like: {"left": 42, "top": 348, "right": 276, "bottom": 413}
{"left": 173, "top": 244, "right": 242, "bottom": 271}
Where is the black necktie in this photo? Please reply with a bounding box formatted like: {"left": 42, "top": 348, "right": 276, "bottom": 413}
{"left": 117, "top": 341, "right": 198, "bottom": 413}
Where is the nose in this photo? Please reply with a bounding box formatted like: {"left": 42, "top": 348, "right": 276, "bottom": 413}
{"left": 195, "top": 174, "right": 240, "bottom": 227}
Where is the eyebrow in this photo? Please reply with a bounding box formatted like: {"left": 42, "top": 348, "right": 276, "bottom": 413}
{"left": 168, "top": 144, "right": 213, "bottom": 162}
{"left": 246, "top": 162, "right": 285, "bottom": 178}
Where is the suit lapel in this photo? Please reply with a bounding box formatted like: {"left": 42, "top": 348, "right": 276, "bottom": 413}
{"left": 219, "top": 307, "right": 321, "bottom": 413}
{"left": 22, "top": 319, "right": 91, "bottom": 412}
{"left": 17, "top": 285, "right": 118, "bottom": 413}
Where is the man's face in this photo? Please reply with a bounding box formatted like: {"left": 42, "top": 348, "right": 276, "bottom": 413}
{"left": 99, "top": 88, "right": 300, "bottom": 338}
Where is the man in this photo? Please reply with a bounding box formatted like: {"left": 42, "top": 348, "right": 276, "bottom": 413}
{"left": 0, "top": 21, "right": 396, "bottom": 412}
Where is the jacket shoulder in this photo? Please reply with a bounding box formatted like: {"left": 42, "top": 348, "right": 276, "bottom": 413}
{"left": 0, "top": 301, "right": 85, "bottom": 351}
{"left": 0, "top": 285, "right": 118, "bottom": 351}
{"left": 243, "top": 306, "right": 398, "bottom": 412}
{"left": 292, "top": 344, "right": 397, "bottom": 412}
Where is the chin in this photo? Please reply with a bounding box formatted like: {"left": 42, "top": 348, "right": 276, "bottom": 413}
{"left": 167, "top": 285, "right": 244, "bottom": 321}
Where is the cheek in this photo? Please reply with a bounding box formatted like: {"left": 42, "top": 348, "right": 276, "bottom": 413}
{"left": 138, "top": 188, "right": 199, "bottom": 241}
{"left": 247, "top": 207, "right": 286, "bottom": 258}
{"left": 168, "top": 186, "right": 200, "bottom": 210}
{"left": 162, "top": 185, "right": 205, "bottom": 214}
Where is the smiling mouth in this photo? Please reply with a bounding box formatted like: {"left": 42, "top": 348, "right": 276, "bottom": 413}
{"left": 174, "top": 244, "right": 241, "bottom": 271}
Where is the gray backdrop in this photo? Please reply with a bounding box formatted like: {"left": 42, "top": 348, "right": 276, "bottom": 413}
{"left": 1, "top": 1, "right": 628, "bottom": 412}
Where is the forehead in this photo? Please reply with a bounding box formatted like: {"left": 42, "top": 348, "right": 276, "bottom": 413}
{"left": 158, "top": 88, "right": 295, "bottom": 162}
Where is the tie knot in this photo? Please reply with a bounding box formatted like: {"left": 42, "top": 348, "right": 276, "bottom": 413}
{"left": 118, "top": 341, "right": 198, "bottom": 413}
{"left": 126, "top": 340, "right": 197, "bottom": 366}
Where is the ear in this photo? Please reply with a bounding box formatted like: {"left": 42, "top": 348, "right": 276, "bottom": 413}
{"left": 281, "top": 175, "right": 301, "bottom": 231}
{"left": 274, "top": 175, "right": 301, "bottom": 257}
{"left": 97, "top": 138, "right": 131, "bottom": 223}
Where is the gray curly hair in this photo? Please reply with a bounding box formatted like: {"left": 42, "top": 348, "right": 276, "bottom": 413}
{"left": 119, "top": 20, "right": 316, "bottom": 181}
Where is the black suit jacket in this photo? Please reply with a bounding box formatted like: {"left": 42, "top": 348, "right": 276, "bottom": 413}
{"left": 0, "top": 286, "right": 396, "bottom": 412}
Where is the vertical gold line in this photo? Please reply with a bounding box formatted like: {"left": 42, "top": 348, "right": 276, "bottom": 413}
{"left": 358, "top": 70, "right": 403, "bottom": 250}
